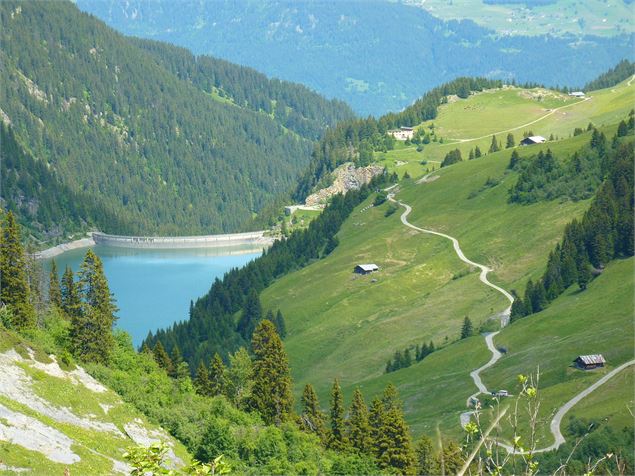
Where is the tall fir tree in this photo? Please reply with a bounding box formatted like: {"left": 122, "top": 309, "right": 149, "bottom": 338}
{"left": 209, "top": 352, "right": 227, "bottom": 396}
{"left": 237, "top": 288, "right": 262, "bottom": 340}
{"left": 70, "top": 249, "right": 117, "bottom": 363}
{"left": 299, "top": 383, "right": 327, "bottom": 442}
{"left": 460, "top": 316, "right": 473, "bottom": 339}
{"left": 506, "top": 133, "right": 515, "bottom": 148}
{"left": 328, "top": 378, "right": 348, "bottom": 450}
{"left": 369, "top": 397, "right": 388, "bottom": 463}
{"left": 48, "top": 259, "right": 63, "bottom": 309}
{"left": 250, "top": 319, "right": 293, "bottom": 424}
{"left": 61, "top": 266, "right": 81, "bottom": 320}
{"left": 376, "top": 385, "right": 416, "bottom": 474}
{"left": 194, "top": 361, "right": 211, "bottom": 396}
{"left": 0, "top": 212, "right": 36, "bottom": 329}
{"left": 415, "top": 435, "right": 439, "bottom": 476}
{"left": 348, "top": 388, "right": 372, "bottom": 454}
{"left": 488, "top": 134, "right": 500, "bottom": 153}
{"left": 169, "top": 345, "right": 184, "bottom": 379}
{"left": 274, "top": 309, "right": 287, "bottom": 339}
{"left": 474, "top": 146, "right": 482, "bottom": 158}
{"left": 153, "top": 341, "right": 173, "bottom": 374}
{"left": 438, "top": 440, "right": 464, "bottom": 475}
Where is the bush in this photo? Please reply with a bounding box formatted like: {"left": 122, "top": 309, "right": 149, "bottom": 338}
{"left": 373, "top": 193, "right": 387, "bottom": 206}
{"left": 384, "top": 205, "right": 398, "bottom": 217}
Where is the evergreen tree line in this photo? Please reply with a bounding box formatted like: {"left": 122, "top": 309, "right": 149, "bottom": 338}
{"left": 293, "top": 77, "right": 503, "bottom": 200}
{"left": 508, "top": 118, "right": 634, "bottom": 205}
{"left": 385, "top": 341, "right": 436, "bottom": 374}
{"left": 510, "top": 131, "right": 634, "bottom": 322}
{"left": 0, "top": 208, "right": 118, "bottom": 365}
{"left": 143, "top": 174, "right": 392, "bottom": 373}
{"left": 583, "top": 59, "right": 635, "bottom": 92}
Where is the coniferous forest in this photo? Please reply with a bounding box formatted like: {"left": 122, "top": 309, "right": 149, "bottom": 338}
{"left": 0, "top": 1, "right": 353, "bottom": 239}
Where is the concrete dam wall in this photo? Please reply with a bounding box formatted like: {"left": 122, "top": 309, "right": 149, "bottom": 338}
{"left": 92, "top": 231, "right": 273, "bottom": 250}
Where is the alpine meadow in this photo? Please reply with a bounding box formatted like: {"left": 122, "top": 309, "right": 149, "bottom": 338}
{"left": 0, "top": 1, "right": 633, "bottom": 475}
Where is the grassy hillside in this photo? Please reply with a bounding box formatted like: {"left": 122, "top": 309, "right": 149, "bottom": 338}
{"left": 259, "top": 86, "right": 633, "bottom": 443}
{"left": 262, "top": 131, "right": 596, "bottom": 396}
{"left": 377, "top": 77, "right": 635, "bottom": 175}
{"left": 0, "top": 329, "right": 189, "bottom": 474}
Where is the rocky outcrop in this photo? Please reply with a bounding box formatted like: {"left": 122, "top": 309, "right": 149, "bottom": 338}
{"left": 305, "top": 164, "right": 384, "bottom": 206}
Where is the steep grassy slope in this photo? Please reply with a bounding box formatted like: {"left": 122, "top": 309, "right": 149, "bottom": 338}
{"left": 377, "top": 78, "right": 635, "bottom": 175}
{"left": 261, "top": 130, "right": 602, "bottom": 402}
{"left": 0, "top": 329, "right": 189, "bottom": 474}
{"left": 0, "top": 1, "right": 351, "bottom": 240}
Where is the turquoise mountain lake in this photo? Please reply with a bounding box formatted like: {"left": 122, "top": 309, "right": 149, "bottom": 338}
{"left": 48, "top": 245, "right": 261, "bottom": 346}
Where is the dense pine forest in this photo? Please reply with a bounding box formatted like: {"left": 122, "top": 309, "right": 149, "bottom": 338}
{"left": 0, "top": 1, "right": 352, "bottom": 240}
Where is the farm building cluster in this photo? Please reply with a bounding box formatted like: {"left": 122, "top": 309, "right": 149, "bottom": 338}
{"left": 388, "top": 126, "right": 415, "bottom": 141}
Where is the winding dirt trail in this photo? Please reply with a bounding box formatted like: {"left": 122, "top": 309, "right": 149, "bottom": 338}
{"left": 387, "top": 183, "right": 634, "bottom": 454}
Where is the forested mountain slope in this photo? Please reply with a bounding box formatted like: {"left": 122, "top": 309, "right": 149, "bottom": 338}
{"left": 0, "top": 1, "right": 351, "bottom": 240}
{"left": 76, "top": 0, "right": 634, "bottom": 115}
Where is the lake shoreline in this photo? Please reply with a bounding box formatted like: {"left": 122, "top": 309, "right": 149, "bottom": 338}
{"left": 35, "top": 234, "right": 96, "bottom": 260}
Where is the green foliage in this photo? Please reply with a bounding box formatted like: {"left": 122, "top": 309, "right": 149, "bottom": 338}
{"left": 250, "top": 320, "right": 293, "bottom": 425}
{"left": 584, "top": 59, "right": 635, "bottom": 91}
{"left": 0, "top": 212, "right": 36, "bottom": 329}
{"left": 460, "top": 316, "right": 473, "bottom": 339}
{"left": 328, "top": 379, "right": 348, "bottom": 450}
{"left": 145, "top": 175, "right": 388, "bottom": 372}
{"left": 441, "top": 148, "right": 462, "bottom": 167}
{"left": 506, "top": 132, "right": 515, "bottom": 148}
{"left": 373, "top": 193, "right": 387, "bottom": 207}
{"left": 415, "top": 435, "right": 439, "bottom": 476}
{"left": 0, "top": 1, "right": 349, "bottom": 237}
{"left": 511, "top": 136, "right": 633, "bottom": 322}
{"left": 299, "top": 383, "right": 327, "bottom": 443}
{"left": 488, "top": 134, "right": 500, "bottom": 153}
{"left": 209, "top": 353, "right": 228, "bottom": 397}
{"left": 67, "top": 249, "right": 118, "bottom": 363}
{"left": 48, "top": 259, "right": 62, "bottom": 309}
{"left": 226, "top": 347, "right": 253, "bottom": 408}
{"left": 348, "top": 388, "right": 372, "bottom": 455}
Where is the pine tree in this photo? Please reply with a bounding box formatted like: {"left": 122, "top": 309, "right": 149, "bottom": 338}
{"left": 153, "top": 341, "right": 173, "bottom": 374}
{"left": 509, "top": 291, "right": 527, "bottom": 322}
{"left": 489, "top": 135, "right": 500, "bottom": 153}
{"left": 250, "top": 319, "right": 293, "bottom": 424}
{"left": 508, "top": 149, "right": 520, "bottom": 169}
{"left": 237, "top": 288, "right": 262, "bottom": 340}
{"left": 438, "top": 441, "right": 464, "bottom": 475}
{"left": 506, "top": 133, "right": 515, "bottom": 148}
{"left": 369, "top": 397, "right": 388, "bottom": 463}
{"left": 376, "top": 384, "right": 415, "bottom": 473}
{"left": 194, "top": 361, "right": 211, "bottom": 396}
{"left": 209, "top": 352, "right": 227, "bottom": 396}
{"left": 299, "top": 383, "right": 326, "bottom": 442}
{"left": 415, "top": 435, "right": 439, "bottom": 476}
{"left": 460, "top": 316, "right": 473, "bottom": 339}
{"left": 617, "top": 120, "right": 628, "bottom": 137}
{"left": 0, "top": 212, "right": 36, "bottom": 329}
{"left": 524, "top": 279, "right": 535, "bottom": 314}
{"left": 274, "top": 309, "right": 287, "bottom": 338}
{"left": 578, "top": 260, "right": 592, "bottom": 290}
{"left": 48, "top": 259, "right": 63, "bottom": 309}
{"left": 329, "top": 378, "right": 348, "bottom": 450}
{"left": 474, "top": 146, "right": 482, "bottom": 158}
{"left": 61, "top": 266, "right": 81, "bottom": 319}
{"left": 468, "top": 149, "right": 475, "bottom": 160}
{"left": 530, "top": 280, "right": 548, "bottom": 312}
{"left": 348, "top": 388, "right": 372, "bottom": 454}
{"left": 169, "top": 345, "right": 184, "bottom": 379}
{"left": 71, "top": 249, "right": 117, "bottom": 363}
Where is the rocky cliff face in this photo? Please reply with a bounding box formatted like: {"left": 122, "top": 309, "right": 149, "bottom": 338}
{"left": 0, "top": 334, "right": 187, "bottom": 473}
{"left": 305, "top": 164, "right": 384, "bottom": 207}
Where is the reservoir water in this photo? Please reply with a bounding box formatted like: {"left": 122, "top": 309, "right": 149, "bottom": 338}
{"left": 48, "top": 245, "right": 261, "bottom": 347}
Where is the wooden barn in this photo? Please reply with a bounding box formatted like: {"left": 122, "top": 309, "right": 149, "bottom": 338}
{"left": 354, "top": 263, "right": 379, "bottom": 275}
{"left": 574, "top": 354, "right": 606, "bottom": 370}
{"left": 520, "top": 135, "right": 547, "bottom": 146}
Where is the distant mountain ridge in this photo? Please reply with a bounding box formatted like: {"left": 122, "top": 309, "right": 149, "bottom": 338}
{"left": 0, "top": 1, "right": 352, "bottom": 240}
{"left": 76, "top": 0, "right": 634, "bottom": 115}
